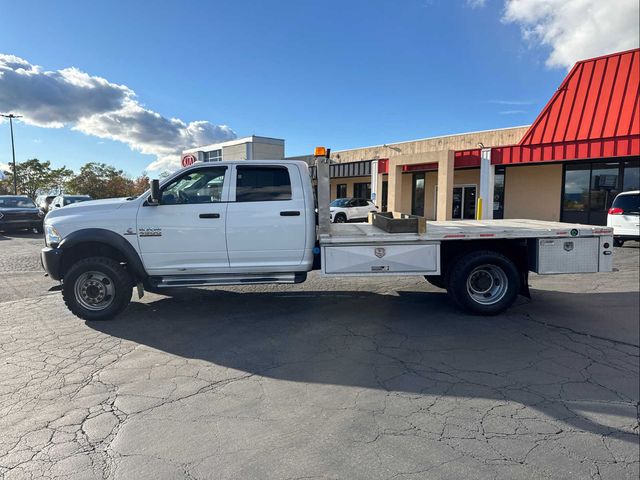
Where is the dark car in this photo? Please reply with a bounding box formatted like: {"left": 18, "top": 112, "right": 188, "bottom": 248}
{"left": 0, "top": 196, "right": 45, "bottom": 233}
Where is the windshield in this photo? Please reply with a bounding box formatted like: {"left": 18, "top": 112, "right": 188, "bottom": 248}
{"left": 0, "top": 197, "right": 36, "bottom": 208}
{"left": 64, "top": 196, "right": 91, "bottom": 206}
{"left": 330, "top": 199, "right": 350, "bottom": 207}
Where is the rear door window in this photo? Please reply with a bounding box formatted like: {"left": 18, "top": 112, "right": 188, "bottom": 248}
{"left": 235, "top": 166, "right": 292, "bottom": 202}
{"left": 612, "top": 194, "right": 639, "bottom": 214}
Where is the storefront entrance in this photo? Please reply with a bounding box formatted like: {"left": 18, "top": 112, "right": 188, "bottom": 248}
{"left": 433, "top": 184, "right": 478, "bottom": 220}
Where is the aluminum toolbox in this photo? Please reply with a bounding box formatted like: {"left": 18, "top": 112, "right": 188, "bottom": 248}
{"left": 529, "top": 236, "right": 612, "bottom": 274}
{"left": 322, "top": 243, "right": 440, "bottom": 276}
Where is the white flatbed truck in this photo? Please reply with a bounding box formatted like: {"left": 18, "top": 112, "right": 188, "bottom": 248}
{"left": 41, "top": 154, "right": 614, "bottom": 320}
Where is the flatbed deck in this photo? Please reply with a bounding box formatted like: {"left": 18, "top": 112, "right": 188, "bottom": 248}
{"left": 319, "top": 219, "right": 613, "bottom": 245}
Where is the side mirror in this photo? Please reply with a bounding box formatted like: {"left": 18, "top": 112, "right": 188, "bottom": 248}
{"left": 149, "top": 179, "right": 161, "bottom": 205}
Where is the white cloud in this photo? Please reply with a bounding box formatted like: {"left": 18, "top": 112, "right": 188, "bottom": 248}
{"left": 503, "top": 0, "right": 640, "bottom": 69}
{"left": 467, "top": 0, "right": 487, "bottom": 8}
{"left": 0, "top": 54, "right": 236, "bottom": 171}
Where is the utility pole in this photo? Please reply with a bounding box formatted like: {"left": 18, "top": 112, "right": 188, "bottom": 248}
{"left": 1, "top": 113, "right": 22, "bottom": 195}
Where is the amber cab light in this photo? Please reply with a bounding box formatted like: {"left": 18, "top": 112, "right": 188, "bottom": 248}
{"left": 608, "top": 207, "right": 624, "bottom": 215}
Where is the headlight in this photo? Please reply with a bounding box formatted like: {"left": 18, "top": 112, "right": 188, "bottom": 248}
{"left": 45, "top": 225, "right": 62, "bottom": 247}
{"left": 38, "top": 210, "right": 45, "bottom": 218}
{"left": 0, "top": 211, "right": 4, "bottom": 219}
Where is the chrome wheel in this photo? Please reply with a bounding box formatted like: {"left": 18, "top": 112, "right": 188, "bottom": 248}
{"left": 74, "top": 271, "right": 115, "bottom": 311}
{"left": 466, "top": 264, "right": 508, "bottom": 306}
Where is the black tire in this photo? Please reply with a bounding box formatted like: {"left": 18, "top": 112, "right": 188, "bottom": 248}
{"left": 446, "top": 250, "right": 520, "bottom": 316}
{"left": 425, "top": 275, "right": 446, "bottom": 289}
{"left": 62, "top": 256, "right": 132, "bottom": 321}
{"left": 613, "top": 238, "right": 624, "bottom": 247}
{"left": 334, "top": 213, "right": 347, "bottom": 223}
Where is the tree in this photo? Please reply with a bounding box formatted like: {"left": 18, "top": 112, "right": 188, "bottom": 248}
{"left": 131, "top": 173, "right": 150, "bottom": 197}
{"left": 65, "top": 162, "right": 135, "bottom": 199}
{"left": 3, "top": 159, "right": 72, "bottom": 199}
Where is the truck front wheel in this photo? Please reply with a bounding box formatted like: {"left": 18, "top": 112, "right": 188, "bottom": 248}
{"left": 62, "top": 256, "right": 132, "bottom": 321}
{"left": 446, "top": 250, "right": 520, "bottom": 315}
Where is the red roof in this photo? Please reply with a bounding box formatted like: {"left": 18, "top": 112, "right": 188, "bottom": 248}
{"left": 520, "top": 48, "right": 639, "bottom": 146}
{"left": 454, "top": 48, "right": 640, "bottom": 166}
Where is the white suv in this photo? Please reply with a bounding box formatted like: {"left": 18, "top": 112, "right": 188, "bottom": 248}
{"left": 329, "top": 198, "right": 377, "bottom": 223}
{"left": 607, "top": 190, "right": 639, "bottom": 247}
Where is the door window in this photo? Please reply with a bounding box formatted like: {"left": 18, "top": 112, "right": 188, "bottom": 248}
{"left": 160, "top": 167, "right": 226, "bottom": 205}
{"left": 236, "top": 166, "right": 292, "bottom": 202}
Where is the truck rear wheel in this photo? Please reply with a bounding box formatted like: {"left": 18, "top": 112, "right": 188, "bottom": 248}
{"left": 62, "top": 256, "right": 132, "bottom": 321}
{"left": 446, "top": 250, "right": 520, "bottom": 315}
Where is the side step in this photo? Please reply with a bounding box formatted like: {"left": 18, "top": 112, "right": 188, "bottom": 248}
{"left": 149, "top": 272, "right": 307, "bottom": 288}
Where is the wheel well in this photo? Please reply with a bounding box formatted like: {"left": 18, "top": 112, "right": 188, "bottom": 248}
{"left": 440, "top": 239, "right": 530, "bottom": 295}
{"left": 60, "top": 242, "right": 129, "bottom": 279}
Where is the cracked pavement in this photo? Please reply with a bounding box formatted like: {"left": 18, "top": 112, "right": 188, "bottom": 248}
{"left": 0, "top": 233, "right": 638, "bottom": 479}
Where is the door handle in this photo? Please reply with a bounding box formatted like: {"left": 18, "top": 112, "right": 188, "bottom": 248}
{"left": 280, "top": 211, "right": 301, "bottom": 216}
{"left": 199, "top": 213, "right": 220, "bottom": 219}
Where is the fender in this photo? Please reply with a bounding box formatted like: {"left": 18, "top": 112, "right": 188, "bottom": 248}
{"left": 58, "top": 228, "right": 147, "bottom": 280}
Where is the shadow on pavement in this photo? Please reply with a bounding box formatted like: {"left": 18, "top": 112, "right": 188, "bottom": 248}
{"left": 89, "top": 288, "right": 639, "bottom": 442}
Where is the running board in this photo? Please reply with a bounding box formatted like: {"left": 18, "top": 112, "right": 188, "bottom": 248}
{"left": 150, "top": 272, "right": 307, "bottom": 288}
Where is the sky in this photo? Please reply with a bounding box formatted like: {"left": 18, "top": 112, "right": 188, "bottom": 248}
{"left": 1, "top": 0, "right": 638, "bottom": 177}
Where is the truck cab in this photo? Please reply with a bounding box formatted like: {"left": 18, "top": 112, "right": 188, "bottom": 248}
{"left": 42, "top": 161, "right": 316, "bottom": 320}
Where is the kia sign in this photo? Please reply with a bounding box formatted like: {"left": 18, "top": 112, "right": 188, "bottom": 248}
{"left": 181, "top": 154, "right": 197, "bottom": 168}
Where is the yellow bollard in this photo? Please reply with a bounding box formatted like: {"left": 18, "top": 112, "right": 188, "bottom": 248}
{"left": 476, "top": 197, "right": 483, "bottom": 220}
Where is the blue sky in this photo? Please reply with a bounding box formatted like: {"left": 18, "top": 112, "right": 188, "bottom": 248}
{"left": 1, "top": 0, "right": 638, "bottom": 176}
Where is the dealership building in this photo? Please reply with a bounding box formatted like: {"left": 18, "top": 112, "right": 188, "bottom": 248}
{"left": 183, "top": 48, "right": 639, "bottom": 226}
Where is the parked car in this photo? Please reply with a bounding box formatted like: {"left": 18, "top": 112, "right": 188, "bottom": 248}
{"left": 329, "top": 198, "right": 377, "bottom": 223}
{"left": 48, "top": 195, "right": 93, "bottom": 212}
{"left": 607, "top": 190, "right": 639, "bottom": 247}
{"left": 0, "top": 195, "right": 45, "bottom": 233}
{"left": 36, "top": 195, "right": 56, "bottom": 213}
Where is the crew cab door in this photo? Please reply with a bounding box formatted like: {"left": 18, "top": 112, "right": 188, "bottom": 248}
{"left": 136, "top": 166, "right": 229, "bottom": 275}
{"left": 226, "top": 164, "right": 307, "bottom": 268}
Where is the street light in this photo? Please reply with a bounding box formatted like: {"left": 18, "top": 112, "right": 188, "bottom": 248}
{"left": 1, "top": 113, "right": 22, "bottom": 195}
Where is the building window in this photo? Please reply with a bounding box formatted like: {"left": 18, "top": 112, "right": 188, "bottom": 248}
{"left": 336, "top": 184, "right": 347, "bottom": 198}
{"left": 561, "top": 159, "right": 638, "bottom": 225}
{"left": 205, "top": 149, "right": 222, "bottom": 162}
{"left": 353, "top": 182, "right": 371, "bottom": 200}
{"left": 622, "top": 160, "right": 639, "bottom": 191}
{"left": 235, "top": 166, "right": 292, "bottom": 202}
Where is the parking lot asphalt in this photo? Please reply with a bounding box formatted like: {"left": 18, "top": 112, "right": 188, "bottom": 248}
{"left": 0, "top": 232, "right": 638, "bottom": 479}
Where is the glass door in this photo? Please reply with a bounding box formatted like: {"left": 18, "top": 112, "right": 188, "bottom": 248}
{"left": 463, "top": 186, "right": 477, "bottom": 219}
{"left": 412, "top": 173, "right": 425, "bottom": 216}
{"left": 452, "top": 185, "right": 476, "bottom": 219}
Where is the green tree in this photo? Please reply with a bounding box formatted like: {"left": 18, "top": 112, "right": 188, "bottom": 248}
{"left": 66, "top": 162, "right": 135, "bottom": 199}
{"left": 4, "top": 159, "right": 72, "bottom": 199}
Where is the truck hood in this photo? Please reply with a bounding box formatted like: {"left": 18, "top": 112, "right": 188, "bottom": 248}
{"left": 46, "top": 197, "right": 130, "bottom": 219}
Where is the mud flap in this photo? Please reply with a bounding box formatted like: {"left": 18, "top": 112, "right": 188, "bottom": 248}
{"left": 520, "top": 270, "right": 531, "bottom": 299}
